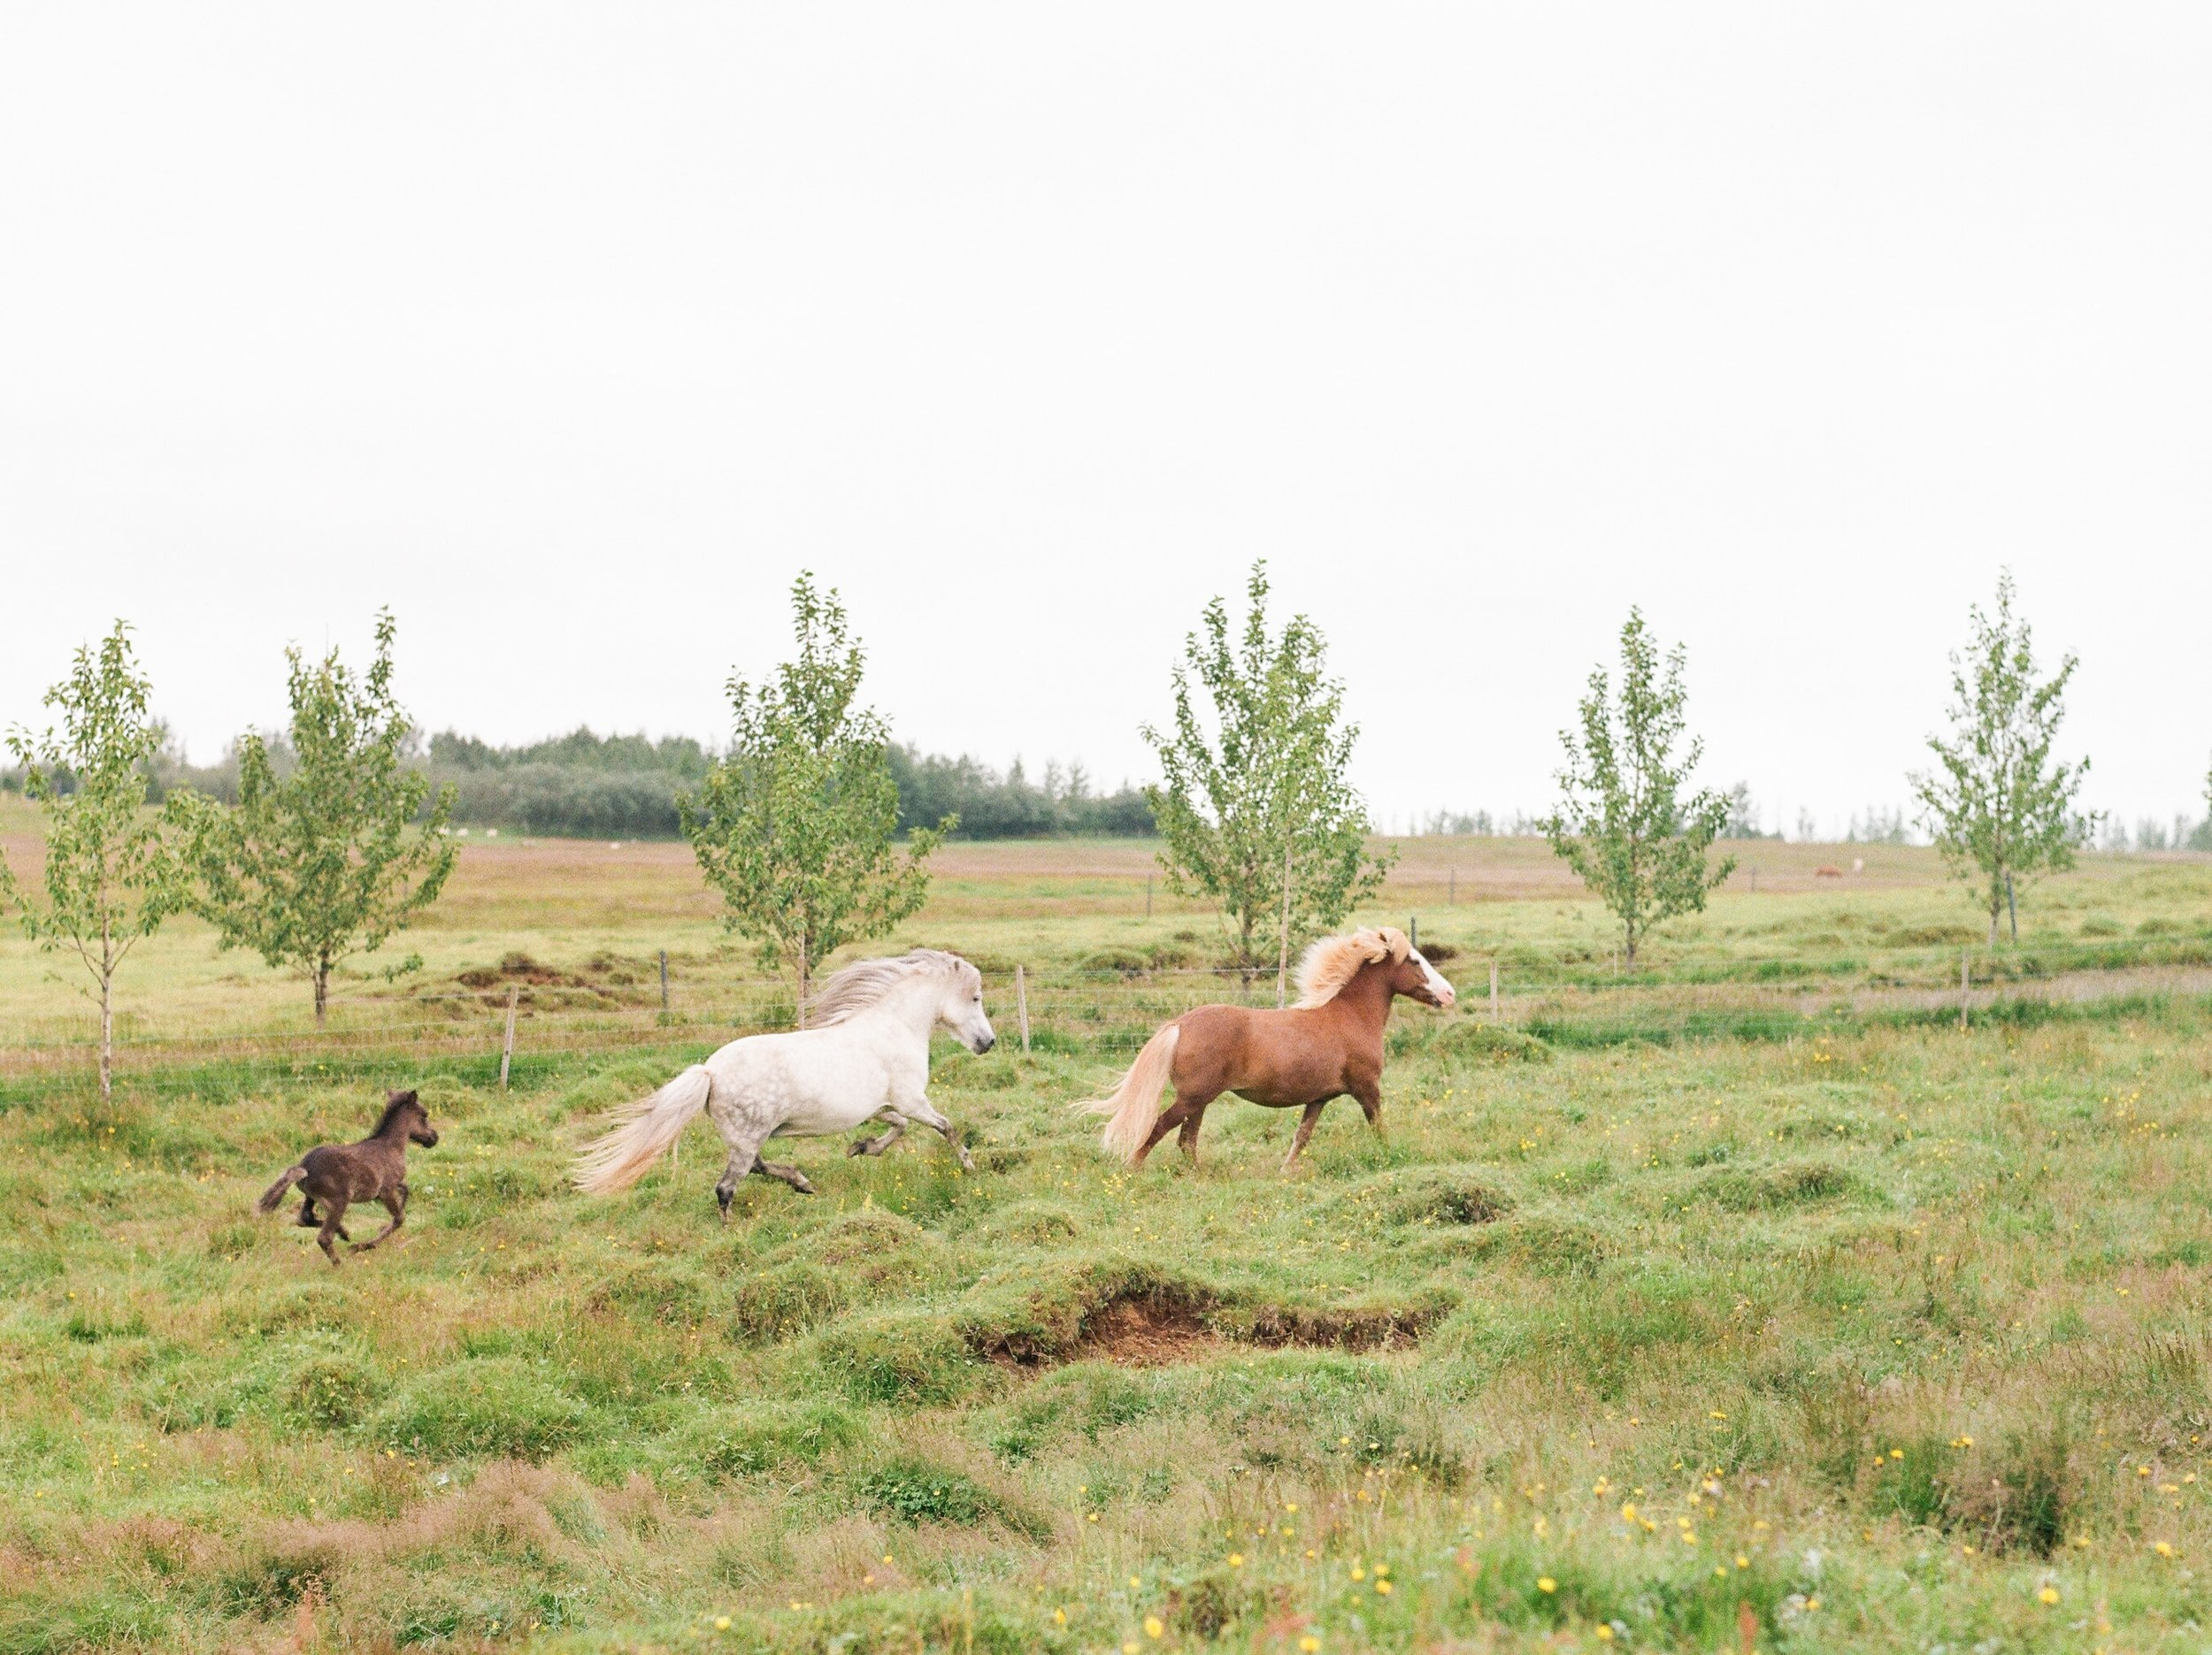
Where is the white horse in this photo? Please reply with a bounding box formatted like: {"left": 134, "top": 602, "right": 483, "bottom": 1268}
{"left": 572, "top": 949, "right": 996, "bottom": 1220}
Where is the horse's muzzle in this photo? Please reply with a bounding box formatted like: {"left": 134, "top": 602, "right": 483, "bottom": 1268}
{"left": 972, "top": 1032, "right": 997, "bottom": 1054}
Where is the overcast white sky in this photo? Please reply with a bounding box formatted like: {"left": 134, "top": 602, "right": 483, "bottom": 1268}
{"left": 4, "top": 5, "right": 2207, "bottom": 836}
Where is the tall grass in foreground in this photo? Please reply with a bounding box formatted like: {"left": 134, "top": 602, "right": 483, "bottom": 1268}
{"left": 4, "top": 1000, "right": 2212, "bottom": 1651}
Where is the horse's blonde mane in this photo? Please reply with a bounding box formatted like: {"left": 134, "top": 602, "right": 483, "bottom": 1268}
{"left": 1294, "top": 927, "right": 1410, "bottom": 1008}
{"left": 805, "top": 949, "right": 974, "bottom": 1026}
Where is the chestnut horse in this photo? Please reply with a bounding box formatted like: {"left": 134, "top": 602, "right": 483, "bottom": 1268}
{"left": 1083, "top": 927, "right": 1455, "bottom": 1170}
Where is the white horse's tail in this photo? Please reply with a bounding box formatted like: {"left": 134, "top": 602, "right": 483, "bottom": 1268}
{"left": 573, "top": 1065, "right": 713, "bottom": 1194}
{"left": 1079, "top": 1023, "right": 1180, "bottom": 1165}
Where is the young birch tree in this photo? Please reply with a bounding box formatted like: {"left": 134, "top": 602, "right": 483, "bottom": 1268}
{"left": 182, "top": 611, "right": 456, "bottom": 1024}
{"left": 1142, "top": 562, "right": 1392, "bottom": 980}
{"left": 680, "top": 573, "right": 948, "bottom": 1020}
{"left": 0, "top": 623, "right": 188, "bottom": 1100}
{"left": 1541, "top": 609, "right": 1733, "bottom": 968}
{"left": 1909, "top": 571, "right": 2093, "bottom": 945}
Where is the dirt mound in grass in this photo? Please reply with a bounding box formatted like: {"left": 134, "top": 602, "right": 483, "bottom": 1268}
{"left": 1069, "top": 1297, "right": 1222, "bottom": 1367}
{"left": 446, "top": 952, "right": 653, "bottom": 1008}
{"left": 967, "top": 1276, "right": 1218, "bottom": 1370}
{"left": 962, "top": 1264, "right": 1450, "bottom": 1371}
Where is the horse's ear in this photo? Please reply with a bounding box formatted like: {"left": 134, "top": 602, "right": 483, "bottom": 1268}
{"left": 390, "top": 1089, "right": 419, "bottom": 1106}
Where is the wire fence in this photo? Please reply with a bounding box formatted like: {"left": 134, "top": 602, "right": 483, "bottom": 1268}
{"left": 6, "top": 929, "right": 2211, "bottom": 1085}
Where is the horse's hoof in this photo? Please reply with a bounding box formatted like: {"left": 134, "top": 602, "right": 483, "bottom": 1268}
{"left": 847, "top": 1140, "right": 867, "bottom": 1157}
{"left": 794, "top": 1179, "right": 817, "bottom": 1196}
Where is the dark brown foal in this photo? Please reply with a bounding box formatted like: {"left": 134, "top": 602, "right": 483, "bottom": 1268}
{"left": 1084, "top": 928, "right": 1455, "bottom": 1171}
{"left": 256, "top": 1090, "right": 441, "bottom": 1264}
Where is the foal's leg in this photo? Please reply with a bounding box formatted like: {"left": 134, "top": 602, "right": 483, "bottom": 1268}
{"left": 353, "top": 1186, "right": 407, "bottom": 1251}
{"left": 316, "top": 1200, "right": 351, "bottom": 1265}
{"left": 848, "top": 1108, "right": 909, "bottom": 1158}
{"left": 1281, "top": 1102, "right": 1328, "bottom": 1170}
{"left": 296, "top": 1196, "right": 320, "bottom": 1229}
{"left": 898, "top": 1097, "right": 975, "bottom": 1172}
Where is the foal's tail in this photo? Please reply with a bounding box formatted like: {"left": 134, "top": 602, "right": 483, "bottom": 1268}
{"left": 256, "top": 1166, "right": 307, "bottom": 1214}
{"left": 1078, "top": 1023, "right": 1180, "bottom": 1165}
{"left": 572, "top": 1065, "right": 713, "bottom": 1195}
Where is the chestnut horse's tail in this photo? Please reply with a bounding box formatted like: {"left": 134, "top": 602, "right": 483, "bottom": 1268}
{"left": 1079, "top": 1023, "right": 1180, "bottom": 1164}
{"left": 573, "top": 1065, "right": 713, "bottom": 1194}
{"left": 256, "top": 1165, "right": 307, "bottom": 1214}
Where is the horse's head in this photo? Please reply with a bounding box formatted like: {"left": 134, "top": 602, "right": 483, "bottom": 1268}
{"left": 1387, "top": 946, "right": 1456, "bottom": 1011}
{"left": 387, "top": 1089, "right": 440, "bottom": 1147}
{"left": 933, "top": 956, "right": 998, "bottom": 1054}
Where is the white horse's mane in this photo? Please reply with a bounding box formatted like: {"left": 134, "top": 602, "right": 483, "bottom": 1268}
{"left": 805, "top": 948, "right": 975, "bottom": 1026}
{"left": 1294, "top": 927, "right": 1410, "bottom": 1008}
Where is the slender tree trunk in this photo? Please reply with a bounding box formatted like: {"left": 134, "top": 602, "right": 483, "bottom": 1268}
{"left": 795, "top": 933, "right": 810, "bottom": 1029}
{"left": 98, "top": 963, "right": 114, "bottom": 1104}
{"left": 1987, "top": 896, "right": 2001, "bottom": 949}
{"left": 313, "top": 959, "right": 329, "bottom": 1028}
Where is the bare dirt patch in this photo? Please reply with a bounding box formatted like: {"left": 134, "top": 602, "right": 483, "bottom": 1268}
{"left": 1069, "top": 1297, "right": 1224, "bottom": 1367}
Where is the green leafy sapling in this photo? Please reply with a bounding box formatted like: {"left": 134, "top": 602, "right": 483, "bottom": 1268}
{"left": 1542, "top": 609, "right": 1734, "bottom": 968}
{"left": 0, "top": 622, "right": 188, "bottom": 1098}
{"left": 182, "top": 610, "right": 456, "bottom": 1023}
{"left": 680, "top": 573, "right": 948, "bottom": 1019}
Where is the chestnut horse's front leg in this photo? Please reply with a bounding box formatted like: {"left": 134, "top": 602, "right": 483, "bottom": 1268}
{"left": 1350, "top": 1077, "right": 1386, "bottom": 1139}
{"left": 1281, "top": 1101, "right": 1327, "bottom": 1169}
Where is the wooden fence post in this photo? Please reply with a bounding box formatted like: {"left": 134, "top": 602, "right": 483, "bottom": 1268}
{"left": 1410, "top": 916, "right": 1418, "bottom": 952}
{"left": 500, "top": 985, "right": 518, "bottom": 1090}
{"left": 1016, "top": 964, "right": 1031, "bottom": 1054}
{"left": 1489, "top": 960, "right": 1500, "bottom": 1023}
{"left": 658, "top": 949, "right": 669, "bottom": 1014}
{"left": 1960, "top": 948, "right": 1970, "bottom": 1031}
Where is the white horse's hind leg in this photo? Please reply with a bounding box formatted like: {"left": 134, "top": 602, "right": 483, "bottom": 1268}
{"left": 707, "top": 1084, "right": 781, "bottom": 1222}
{"left": 751, "top": 1154, "right": 816, "bottom": 1193}
{"left": 848, "top": 1108, "right": 909, "bottom": 1158}
{"left": 902, "top": 1097, "right": 975, "bottom": 1172}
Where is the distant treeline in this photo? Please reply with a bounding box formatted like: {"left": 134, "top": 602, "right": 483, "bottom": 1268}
{"left": 9, "top": 734, "right": 2207, "bottom": 849}
{"left": 1, "top": 728, "right": 1156, "bottom": 841}
{"left": 418, "top": 730, "right": 710, "bottom": 839}
{"left": 887, "top": 748, "right": 1153, "bottom": 839}
{"left": 423, "top": 732, "right": 1155, "bottom": 839}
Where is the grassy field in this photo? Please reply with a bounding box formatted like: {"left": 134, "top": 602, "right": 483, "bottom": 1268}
{"left": 5, "top": 814, "right": 2212, "bottom": 1652}
{"left": 5, "top": 796, "right": 2211, "bottom": 1053}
